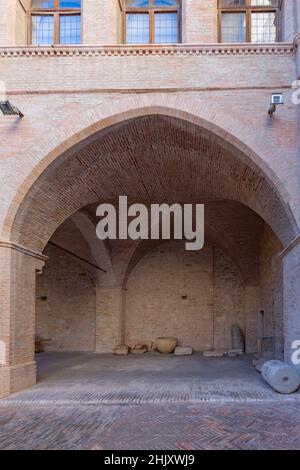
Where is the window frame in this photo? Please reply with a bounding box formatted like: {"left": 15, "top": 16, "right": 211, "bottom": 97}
{"left": 120, "top": 0, "right": 182, "bottom": 45}
{"left": 29, "top": 0, "right": 81, "bottom": 45}
{"left": 217, "top": 0, "right": 279, "bottom": 43}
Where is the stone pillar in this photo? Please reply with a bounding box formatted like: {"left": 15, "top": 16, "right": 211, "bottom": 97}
{"left": 281, "top": 238, "right": 300, "bottom": 370}
{"left": 245, "top": 286, "right": 260, "bottom": 353}
{"left": 95, "top": 286, "right": 125, "bottom": 352}
{"left": 0, "top": 244, "right": 45, "bottom": 399}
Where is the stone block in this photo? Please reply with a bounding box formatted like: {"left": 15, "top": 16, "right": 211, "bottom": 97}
{"left": 228, "top": 349, "right": 244, "bottom": 357}
{"left": 113, "top": 345, "right": 130, "bottom": 355}
{"left": 203, "top": 350, "right": 225, "bottom": 357}
{"left": 174, "top": 347, "right": 193, "bottom": 356}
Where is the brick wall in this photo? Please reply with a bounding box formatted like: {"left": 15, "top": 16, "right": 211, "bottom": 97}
{"left": 0, "top": 51, "right": 297, "bottom": 234}
{"left": 0, "top": 244, "right": 44, "bottom": 397}
{"left": 83, "top": 0, "right": 122, "bottom": 45}
{"left": 0, "top": 0, "right": 14, "bottom": 45}
{"left": 0, "top": 0, "right": 299, "bottom": 398}
{"left": 125, "top": 241, "right": 245, "bottom": 351}
{"left": 36, "top": 219, "right": 96, "bottom": 352}
{"left": 35, "top": 238, "right": 249, "bottom": 353}
{"left": 32, "top": 200, "right": 265, "bottom": 354}
{"left": 184, "top": 0, "right": 217, "bottom": 43}
{"left": 15, "top": 0, "right": 28, "bottom": 46}
{"left": 213, "top": 248, "right": 245, "bottom": 351}
{"left": 95, "top": 286, "right": 123, "bottom": 352}
{"left": 1, "top": 1, "right": 298, "bottom": 46}
{"left": 260, "top": 225, "right": 284, "bottom": 359}
{"left": 36, "top": 244, "right": 96, "bottom": 352}
{"left": 34, "top": 225, "right": 286, "bottom": 358}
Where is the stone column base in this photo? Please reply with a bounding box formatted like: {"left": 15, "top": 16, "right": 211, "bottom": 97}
{"left": 0, "top": 362, "right": 36, "bottom": 399}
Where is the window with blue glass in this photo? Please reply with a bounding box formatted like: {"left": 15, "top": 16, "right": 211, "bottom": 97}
{"left": 31, "top": 0, "right": 81, "bottom": 45}
{"left": 124, "top": 0, "right": 181, "bottom": 44}
{"left": 218, "top": 0, "right": 279, "bottom": 43}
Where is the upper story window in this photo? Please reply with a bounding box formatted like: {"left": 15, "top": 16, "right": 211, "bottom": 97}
{"left": 30, "top": 1, "right": 81, "bottom": 45}
{"left": 122, "top": 0, "right": 181, "bottom": 44}
{"left": 218, "top": 0, "right": 279, "bottom": 43}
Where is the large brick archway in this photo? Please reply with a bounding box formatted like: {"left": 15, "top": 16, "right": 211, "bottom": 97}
{"left": 0, "top": 94, "right": 299, "bottom": 398}
{"left": 0, "top": 93, "right": 298, "bottom": 246}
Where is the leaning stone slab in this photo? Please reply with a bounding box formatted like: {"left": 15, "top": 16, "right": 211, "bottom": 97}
{"left": 261, "top": 360, "right": 300, "bottom": 394}
{"left": 203, "top": 350, "right": 225, "bottom": 357}
{"left": 231, "top": 324, "right": 245, "bottom": 352}
{"left": 174, "top": 347, "right": 193, "bottom": 356}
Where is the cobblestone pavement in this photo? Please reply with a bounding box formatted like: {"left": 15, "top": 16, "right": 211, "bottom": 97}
{"left": 0, "top": 402, "right": 300, "bottom": 450}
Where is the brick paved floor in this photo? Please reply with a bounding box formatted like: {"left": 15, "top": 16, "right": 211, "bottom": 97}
{"left": 1, "top": 352, "right": 300, "bottom": 405}
{"left": 0, "top": 402, "right": 300, "bottom": 450}
{"left": 1, "top": 353, "right": 300, "bottom": 449}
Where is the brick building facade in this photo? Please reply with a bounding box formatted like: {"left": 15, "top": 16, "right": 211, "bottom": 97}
{"left": 0, "top": 0, "right": 300, "bottom": 398}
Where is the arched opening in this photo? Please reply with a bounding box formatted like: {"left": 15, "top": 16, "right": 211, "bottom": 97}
{"left": 0, "top": 95, "right": 298, "bottom": 400}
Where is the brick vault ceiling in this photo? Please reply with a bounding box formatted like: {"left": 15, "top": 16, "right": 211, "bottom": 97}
{"left": 12, "top": 115, "right": 289, "bottom": 253}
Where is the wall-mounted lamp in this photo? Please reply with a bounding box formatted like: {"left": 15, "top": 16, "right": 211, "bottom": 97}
{"left": 268, "top": 93, "right": 284, "bottom": 116}
{"left": 0, "top": 100, "right": 24, "bottom": 118}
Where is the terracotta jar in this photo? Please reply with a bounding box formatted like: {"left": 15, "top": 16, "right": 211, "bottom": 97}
{"left": 156, "top": 337, "right": 178, "bottom": 354}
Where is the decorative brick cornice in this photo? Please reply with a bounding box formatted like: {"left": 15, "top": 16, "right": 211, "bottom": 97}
{"left": 0, "top": 43, "right": 294, "bottom": 58}
{"left": 0, "top": 240, "right": 48, "bottom": 262}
